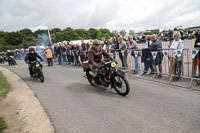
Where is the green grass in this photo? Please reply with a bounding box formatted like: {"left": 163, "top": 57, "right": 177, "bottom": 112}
{"left": 0, "top": 72, "right": 10, "bottom": 132}
{"left": 0, "top": 71, "right": 11, "bottom": 98}
{"left": 0, "top": 117, "right": 7, "bottom": 133}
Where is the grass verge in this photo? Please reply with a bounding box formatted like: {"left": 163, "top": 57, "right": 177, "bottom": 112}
{"left": 0, "top": 71, "right": 11, "bottom": 99}
{"left": 0, "top": 117, "right": 7, "bottom": 133}
{"left": 0, "top": 71, "right": 11, "bottom": 132}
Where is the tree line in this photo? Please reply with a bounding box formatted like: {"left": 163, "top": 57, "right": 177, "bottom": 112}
{"left": 0, "top": 27, "right": 135, "bottom": 51}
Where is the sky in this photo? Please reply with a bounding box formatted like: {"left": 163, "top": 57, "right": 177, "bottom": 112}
{"left": 0, "top": 0, "right": 200, "bottom": 32}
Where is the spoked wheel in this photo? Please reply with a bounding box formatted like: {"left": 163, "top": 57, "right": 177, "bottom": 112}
{"left": 112, "top": 73, "right": 130, "bottom": 96}
{"left": 86, "top": 69, "right": 95, "bottom": 86}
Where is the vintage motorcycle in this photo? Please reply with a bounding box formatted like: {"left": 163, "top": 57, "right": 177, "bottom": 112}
{"left": 83, "top": 59, "right": 130, "bottom": 96}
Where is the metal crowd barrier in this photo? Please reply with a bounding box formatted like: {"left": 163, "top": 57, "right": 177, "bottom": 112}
{"left": 62, "top": 47, "right": 200, "bottom": 88}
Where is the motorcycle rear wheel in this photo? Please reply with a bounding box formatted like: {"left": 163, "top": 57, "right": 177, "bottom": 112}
{"left": 86, "top": 69, "right": 95, "bottom": 86}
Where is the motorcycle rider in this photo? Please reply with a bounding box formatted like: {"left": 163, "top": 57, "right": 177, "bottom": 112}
{"left": 25, "top": 48, "right": 44, "bottom": 77}
{"left": 88, "top": 40, "right": 115, "bottom": 86}
{"left": 0, "top": 52, "right": 4, "bottom": 63}
{"left": 6, "top": 50, "right": 15, "bottom": 65}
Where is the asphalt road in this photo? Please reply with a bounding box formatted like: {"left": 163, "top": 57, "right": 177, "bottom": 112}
{"left": 1, "top": 61, "right": 200, "bottom": 133}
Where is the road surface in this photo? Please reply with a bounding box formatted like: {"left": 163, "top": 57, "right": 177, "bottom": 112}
{"left": 1, "top": 61, "right": 200, "bottom": 133}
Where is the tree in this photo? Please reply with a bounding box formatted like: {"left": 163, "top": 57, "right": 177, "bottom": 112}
{"left": 129, "top": 30, "right": 135, "bottom": 36}
{"left": 99, "top": 28, "right": 112, "bottom": 39}
{"left": 119, "top": 29, "right": 126, "bottom": 37}
{"left": 20, "top": 36, "right": 38, "bottom": 47}
{"left": 51, "top": 28, "right": 61, "bottom": 34}
{"left": 75, "top": 29, "right": 88, "bottom": 39}
{"left": 19, "top": 28, "right": 33, "bottom": 36}
{"left": 4, "top": 31, "right": 23, "bottom": 46}
{"left": 88, "top": 28, "right": 101, "bottom": 39}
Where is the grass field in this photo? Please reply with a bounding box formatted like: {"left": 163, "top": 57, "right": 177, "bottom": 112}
{"left": 0, "top": 71, "right": 11, "bottom": 133}
{"left": 0, "top": 117, "right": 7, "bottom": 133}
{"left": 0, "top": 71, "right": 11, "bottom": 99}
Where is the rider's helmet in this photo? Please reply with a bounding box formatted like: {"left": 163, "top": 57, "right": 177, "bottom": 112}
{"left": 7, "top": 50, "right": 11, "bottom": 53}
{"left": 29, "top": 47, "right": 35, "bottom": 52}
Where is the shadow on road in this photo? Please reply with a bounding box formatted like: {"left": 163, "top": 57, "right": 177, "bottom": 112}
{"left": 66, "top": 82, "right": 123, "bottom": 98}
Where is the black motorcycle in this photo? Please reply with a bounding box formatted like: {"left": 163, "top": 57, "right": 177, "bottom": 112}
{"left": 0, "top": 56, "right": 4, "bottom": 64}
{"left": 8, "top": 56, "right": 17, "bottom": 66}
{"left": 83, "top": 59, "right": 130, "bottom": 96}
{"left": 28, "top": 60, "right": 44, "bottom": 83}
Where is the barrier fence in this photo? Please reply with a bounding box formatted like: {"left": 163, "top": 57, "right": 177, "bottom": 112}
{"left": 109, "top": 48, "right": 200, "bottom": 88}
{"left": 11, "top": 39, "right": 199, "bottom": 88}
{"left": 64, "top": 40, "right": 200, "bottom": 88}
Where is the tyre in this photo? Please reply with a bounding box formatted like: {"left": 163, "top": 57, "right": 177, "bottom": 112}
{"left": 86, "top": 69, "right": 95, "bottom": 86}
{"left": 112, "top": 73, "right": 130, "bottom": 96}
{"left": 38, "top": 69, "right": 44, "bottom": 83}
{"left": 40, "top": 75, "right": 44, "bottom": 83}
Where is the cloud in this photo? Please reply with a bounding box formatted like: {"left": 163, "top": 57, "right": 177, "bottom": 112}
{"left": 0, "top": 0, "right": 200, "bottom": 32}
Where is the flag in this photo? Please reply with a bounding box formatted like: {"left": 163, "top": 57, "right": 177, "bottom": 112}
{"left": 48, "top": 29, "right": 54, "bottom": 54}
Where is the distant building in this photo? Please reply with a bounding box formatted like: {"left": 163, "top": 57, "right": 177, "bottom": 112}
{"left": 187, "top": 26, "right": 200, "bottom": 31}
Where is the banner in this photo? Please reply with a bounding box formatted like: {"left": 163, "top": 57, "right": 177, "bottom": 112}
{"left": 176, "top": 49, "right": 183, "bottom": 57}
{"left": 163, "top": 51, "right": 168, "bottom": 56}
{"left": 116, "top": 52, "right": 119, "bottom": 56}
{"left": 134, "top": 51, "right": 139, "bottom": 57}
{"left": 128, "top": 50, "right": 131, "bottom": 55}
{"left": 151, "top": 52, "right": 157, "bottom": 59}
{"left": 191, "top": 49, "right": 199, "bottom": 59}
{"left": 48, "top": 29, "right": 54, "bottom": 54}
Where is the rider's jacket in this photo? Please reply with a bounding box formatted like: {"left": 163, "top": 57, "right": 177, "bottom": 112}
{"left": 88, "top": 46, "right": 110, "bottom": 68}
{"left": 25, "top": 52, "right": 43, "bottom": 62}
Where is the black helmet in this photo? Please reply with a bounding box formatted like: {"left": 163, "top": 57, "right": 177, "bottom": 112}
{"left": 29, "top": 47, "right": 35, "bottom": 52}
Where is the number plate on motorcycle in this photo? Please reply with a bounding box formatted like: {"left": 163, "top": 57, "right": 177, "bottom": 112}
{"left": 111, "top": 62, "right": 116, "bottom": 67}
{"left": 36, "top": 64, "right": 40, "bottom": 67}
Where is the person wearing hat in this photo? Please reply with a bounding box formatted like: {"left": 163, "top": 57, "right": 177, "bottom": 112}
{"left": 25, "top": 47, "right": 44, "bottom": 77}
{"left": 88, "top": 41, "right": 115, "bottom": 86}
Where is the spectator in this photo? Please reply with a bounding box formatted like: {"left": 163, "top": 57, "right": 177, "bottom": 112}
{"left": 61, "top": 43, "right": 67, "bottom": 63}
{"left": 141, "top": 35, "right": 154, "bottom": 75}
{"left": 80, "top": 40, "right": 86, "bottom": 62}
{"left": 128, "top": 35, "right": 140, "bottom": 74}
{"left": 46, "top": 46, "right": 53, "bottom": 66}
{"left": 192, "top": 29, "right": 200, "bottom": 77}
{"left": 108, "top": 39, "right": 116, "bottom": 59}
{"left": 56, "top": 44, "right": 63, "bottom": 65}
{"left": 118, "top": 37, "right": 128, "bottom": 70}
{"left": 150, "top": 35, "right": 163, "bottom": 78}
{"left": 168, "top": 31, "right": 184, "bottom": 81}
{"left": 66, "top": 43, "right": 73, "bottom": 65}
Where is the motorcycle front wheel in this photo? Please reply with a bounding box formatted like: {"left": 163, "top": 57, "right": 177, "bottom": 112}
{"left": 112, "top": 73, "right": 130, "bottom": 96}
